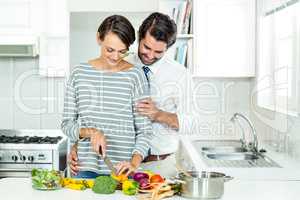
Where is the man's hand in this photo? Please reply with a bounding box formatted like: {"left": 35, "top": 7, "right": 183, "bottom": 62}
{"left": 68, "top": 144, "right": 79, "bottom": 175}
{"left": 136, "top": 98, "right": 160, "bottom": 121}
{"left": 80, "top": 128, "right": 107, "bottom": 157}
{"left": 136, "top": 98, "right": 179, "bottom": 129}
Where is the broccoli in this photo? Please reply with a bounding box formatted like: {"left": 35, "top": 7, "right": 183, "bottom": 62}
{"left": 92, "top": 176, "right": 117, "bottom": 194}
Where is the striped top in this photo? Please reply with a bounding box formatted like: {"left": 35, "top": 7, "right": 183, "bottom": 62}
{"left": 61, "top": 63, "right": 153, "bottom": 174}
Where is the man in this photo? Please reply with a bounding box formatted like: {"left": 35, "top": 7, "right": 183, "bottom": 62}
{"left": 69, "top": 12, "right": 195, "bottom": 178}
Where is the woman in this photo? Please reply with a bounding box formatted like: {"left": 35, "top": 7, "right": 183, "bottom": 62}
{"left": 61, "top": 15, "right": 152, "bottom": 179}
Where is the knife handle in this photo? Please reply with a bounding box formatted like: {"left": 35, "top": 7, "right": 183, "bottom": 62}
{"left": 99, "top": 146, "right": 103, "bottom": 156}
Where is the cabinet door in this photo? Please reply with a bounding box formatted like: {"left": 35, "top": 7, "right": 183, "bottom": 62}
{"left": 39, "top": 0, "right": 69, "bottom": 77}
{"left": 0, "top": 0, "right": 38, "bottom": 35}
{"left": 68, "top": 0, "right": 159, "bottom": 12}
{"left": 194, "top": 0, "right": 255, "bottom": 77}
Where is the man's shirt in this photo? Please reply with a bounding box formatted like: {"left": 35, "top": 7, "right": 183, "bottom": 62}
{"left": 126, "top": 54, "right": 195, "bottom": 155}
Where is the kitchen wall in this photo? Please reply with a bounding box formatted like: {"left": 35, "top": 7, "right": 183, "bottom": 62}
{"left": 0, "top": 58, "right": 65, "bottom": 129}
{"left": 250, "top": 80, "right": 300, "bottom": 162}
{"left": 0, "top": 12, "right": 252, "bottom": 141}
{"left": 69, "top": 11, "right": 252, "bottom": 140}
{"left": 0, "top": 55, "right": 251, "bottom": 139}
{"left": 249, "top": 0, "right": 300, "bottom": 162}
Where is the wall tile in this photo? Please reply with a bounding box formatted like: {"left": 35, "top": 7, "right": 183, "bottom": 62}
{"left": 0, "top": 58, "right": 13, "bottom": 98}
{"left": 0, "top": 98, "right": 13, "bottom": 128}
{"left": 13, "top": 58, "right": 41, "bottom": 98}
{"left": 41, "top": 114, "right": 62, "bottom": 129}
{"left": 13, "top": 98, "right": 41, "bottom": 129}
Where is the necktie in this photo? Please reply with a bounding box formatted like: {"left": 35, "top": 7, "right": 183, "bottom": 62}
{"left": 142, "top": 66, "right": 151, "bottom": 88}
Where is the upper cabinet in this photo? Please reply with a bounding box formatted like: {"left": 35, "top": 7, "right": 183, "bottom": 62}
{"left": 68, "top": 0, "right": 158, "bottom": 12}
{"left": 0, "top": 0, "right": 40, "bottom": 56}
{"left": 0, "top": 0, "right": 69, "bottom": 77}
{"left": 39, "top": 0, "right": 69, "bottom": 77}
{"left": 193, "top": 0, "right": 256, "bottom": 77}
{"left": 0, "top": 0, "right": 38, "bottom": 36}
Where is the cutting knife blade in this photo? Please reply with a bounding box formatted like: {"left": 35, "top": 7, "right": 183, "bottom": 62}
{"left": 103, "top": 156, "right": 117, "bottom": 175}
{"left": 99, "top": 146, "right": 117, "bottom": 174}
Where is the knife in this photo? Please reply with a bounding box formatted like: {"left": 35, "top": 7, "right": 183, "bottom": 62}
{"left": 99, "top": 146, "right": 117, "bottom": 174}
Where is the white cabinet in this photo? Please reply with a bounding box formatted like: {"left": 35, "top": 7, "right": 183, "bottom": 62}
{"left": 68, "top": 0, "right": 158, "bottom": 12}
{"left": 39, "top": 0, "right": 69, "bottom": 77}
{"left": 0, "top": 0, "right": 40, "bottom": 54}
{"left": 0, "top": 0, "right": 38, "bottom": 36}
{"left": 193, "top": 0, "right": 256, "bottom": 77}
{"left": 0, "top": 0, "right": 69, "bottom": 76}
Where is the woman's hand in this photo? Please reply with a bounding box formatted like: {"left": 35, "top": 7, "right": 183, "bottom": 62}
{"left": 68, "top": 144, "right": 79, "bottom": 175}
{"left": 80, "top": 128, "right": 107, "bottom": 157}
{"left": 115, "top": 161, "right": 138, "bottom": 177}
{"left": 115, "top": 153, "right": 143, "bottom": 177}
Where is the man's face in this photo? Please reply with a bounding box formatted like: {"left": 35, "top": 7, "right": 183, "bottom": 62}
{"left": 138, "top": 31, "right": 167, "bottom": 65}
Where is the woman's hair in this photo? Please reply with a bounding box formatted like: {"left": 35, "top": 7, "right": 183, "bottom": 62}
{"left": 97, "top": 15, "right": 135, "bottom": 49}
{"left": 138, "top": 12, "right": 177, "bottom": 48}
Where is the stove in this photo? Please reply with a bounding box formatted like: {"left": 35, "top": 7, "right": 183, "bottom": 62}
{"left": 0, "top": 135, "right": 62, "bottom": 144}
{"left": 0, "top": 129, "right": 67, "bottom": 178}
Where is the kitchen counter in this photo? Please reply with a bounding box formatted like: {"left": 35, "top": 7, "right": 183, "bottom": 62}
{"left": 0, "top": 178, "right": 300, "bottom": 200}
{"left": 179, "top": 136, "right": 300, "bottom": 181}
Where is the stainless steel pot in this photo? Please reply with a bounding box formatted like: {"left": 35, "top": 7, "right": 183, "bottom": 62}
{"left": 178, "top": 171, "right": 233, "bottom": 199}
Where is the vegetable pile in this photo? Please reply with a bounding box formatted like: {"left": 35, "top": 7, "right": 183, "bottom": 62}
{"left": 31, "top": 168, "right": 62, "bottom": 190}
{"left": 133, "top": 171, "right": 164, "bottom": 190}
{"left": 132, "top": 171, "right": 180, "bottom": 200}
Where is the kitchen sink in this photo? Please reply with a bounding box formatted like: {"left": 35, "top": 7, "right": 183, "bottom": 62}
{"left": 193, "top": 140, "right": 281, "bottom": 168}
{"left": 201, "top": 146, "right": 247, "bottom": 153}
{"left": 206, "top": 153, "right": 259, "bottom": 161}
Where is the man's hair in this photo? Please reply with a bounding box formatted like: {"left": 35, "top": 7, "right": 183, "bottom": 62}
{"left": 97, "top": 15, "right": 135, "bottom": 49}
{"left": 138, "top": 12, "right": 177, "bottom": 48}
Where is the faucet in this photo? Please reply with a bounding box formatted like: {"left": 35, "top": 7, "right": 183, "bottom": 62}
{"left": 230, "top": 113, "right": 258, "bottom": 152}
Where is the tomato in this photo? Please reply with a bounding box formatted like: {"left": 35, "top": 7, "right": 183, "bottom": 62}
{"left": 150, "top": 174, "right": 164, "bottom": 183}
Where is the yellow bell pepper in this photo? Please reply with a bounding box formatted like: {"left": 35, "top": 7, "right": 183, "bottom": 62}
{"left": 111, "top": 173, "right": 128, "bottom": 183}
{"left": 122, "top": 180, "right": 139, "bottom": 195}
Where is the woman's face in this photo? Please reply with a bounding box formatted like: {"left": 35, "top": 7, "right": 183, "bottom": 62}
{"left": 98, "top": 32, "right": 128, "bottom": 66}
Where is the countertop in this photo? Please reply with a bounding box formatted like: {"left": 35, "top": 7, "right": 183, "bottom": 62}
{"left": 0, "top": 178, "right": 300, "bottom": 200}
{"left": 179, "top": 136, "right": 300, "bottom": 181}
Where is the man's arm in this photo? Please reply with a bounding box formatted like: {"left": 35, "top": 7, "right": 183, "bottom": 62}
{"left": 155, "top": 110, "right": 179, "bottom": 129}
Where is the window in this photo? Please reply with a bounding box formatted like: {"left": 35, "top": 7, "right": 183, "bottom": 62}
{"left": 257, "top": 0, "right": 300, "bottom": 116}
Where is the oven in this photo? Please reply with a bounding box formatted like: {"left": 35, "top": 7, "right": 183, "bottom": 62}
{"left": 0, "top": 130, "right": 67, "bottom": 178}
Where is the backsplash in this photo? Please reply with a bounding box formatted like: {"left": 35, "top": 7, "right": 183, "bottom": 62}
{"left": 250, "top": 80, "right": 300, "bottom": 162}
{"left": 0, "top": 58, "right": 65, "bottom": 129}
{"left": 0, "top": 57, "right": 251, "bottom": 140}
{"left": 188, "top": 78, "right": 251, "bottom": 140}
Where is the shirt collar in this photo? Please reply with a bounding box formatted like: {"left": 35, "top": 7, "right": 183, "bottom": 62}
{"left": 131, "top": 53, "right": 165, "bottom": 75}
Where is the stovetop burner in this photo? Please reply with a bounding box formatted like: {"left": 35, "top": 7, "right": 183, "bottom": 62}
{"left": 0, "top": 135, "right": 62, "bottom": 144}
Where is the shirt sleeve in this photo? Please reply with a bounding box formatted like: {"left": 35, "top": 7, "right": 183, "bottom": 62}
{"left": 61, "top": 70, "right": 81, "bottom": 143}
{"left": 132, "top": 69, "right": 153, "bottom": 159}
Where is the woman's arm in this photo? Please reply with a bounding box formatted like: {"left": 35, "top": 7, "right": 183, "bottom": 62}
{"left": 61, "top": 69, "right": 106, "bottom": 156}
{"left": 116, "top": 68, "right": 153, "bottom": 176}
{"left": 61, "top": 72, "right": 81, "bottom": 142}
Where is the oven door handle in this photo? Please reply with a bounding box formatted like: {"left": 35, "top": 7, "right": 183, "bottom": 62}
{"left": 0, "top": 168, "right": 32, "bottom": 172}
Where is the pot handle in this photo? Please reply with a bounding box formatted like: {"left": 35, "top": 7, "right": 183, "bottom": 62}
{"left": 224, "top": 176, "right": 234, "bottom": 182}
{"left": 168, "top": 177, "right": 187, "bottom": 185}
